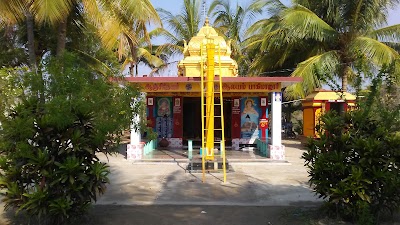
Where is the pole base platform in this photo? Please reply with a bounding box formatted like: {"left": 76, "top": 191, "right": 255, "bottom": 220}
{"left": 186, "top": 158, "right": 230, "bottom": 172}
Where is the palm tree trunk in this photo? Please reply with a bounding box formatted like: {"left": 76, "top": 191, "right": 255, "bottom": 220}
{"left": 126, "top": 38, "right": 138, "bottom": 77}
{"left": 129, "top": 63, "right": 134, "bottom": 77}
{"left": 56, "top": 17, "right": 68, "bottom": 56}
{"left": 341, "top": 65, "right": 350, "bottom": 92}
{"left": 26, "top": 11, "right": 36, "bottom": 70}
{"left": 25, "top": 8, "right": 44, "bottom": 103}
{"left": 135, "top": 63, "right": 139, "bottom": 76}
{"left": 342, "top": 74, "right": 347, "bottom": 92}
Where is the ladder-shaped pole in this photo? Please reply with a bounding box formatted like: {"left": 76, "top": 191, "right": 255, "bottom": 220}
{"left": 200, "top": 42, "right": 206, "bottom": 183}
{"left": 200, "top": 40, "right": 228, "bottom": 183}
{"left": 205, "top": 42, "right": 215, "bottom": 161}
{"left": 218, "top": 44, "right": 227, "bottom": 183}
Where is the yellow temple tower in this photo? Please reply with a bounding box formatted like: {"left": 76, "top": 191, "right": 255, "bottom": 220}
{"left": 177, "top": 18, "right": 238, "bottom": 78}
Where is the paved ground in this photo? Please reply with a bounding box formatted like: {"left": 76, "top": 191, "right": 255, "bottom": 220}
{"left": 1, "top": 140, "right": 398, "bottom": 224}
{"left": 85, "top": 205, "right": 326, "bottom": 225}
{"left": 96, "top": 140, "right": 321, "bottom": 206}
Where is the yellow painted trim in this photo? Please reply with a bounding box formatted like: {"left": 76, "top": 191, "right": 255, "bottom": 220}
{"left": 140, "top": 82, "right": 281, "bottom": 93}
{"left": 305, "top": 91, "right": 356, "bottom": 101}
{"left": 146, "top": 92, "right": 267, "bottom": 97}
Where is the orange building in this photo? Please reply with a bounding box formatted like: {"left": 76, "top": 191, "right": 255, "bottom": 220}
{"left": 302, "top": 89, "right": 356, "bottom": 138}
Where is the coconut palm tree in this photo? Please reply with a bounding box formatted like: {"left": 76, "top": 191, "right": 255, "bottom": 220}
{"left": 0, "top": 0, "right": 160, "bottom": 71}
{"left": 0, "top": 0, "right": 75, "bottom": 67}
{"left": 98, "top": 4, "right": 163, "bottom": 77}
{"left": 207, "top": 0, "right": 263, "bottom": 75}
{"left": 117, "top": 28, "right": 167, "bottom": 76}
{"left": 245, "top": 0, "right": 400, "bottom": 98}
{"left": 157, "top": 0, "right": 203, "bottom": 55}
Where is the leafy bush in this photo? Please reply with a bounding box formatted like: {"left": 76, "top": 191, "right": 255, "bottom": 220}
{"left": 0, "top": 53, "right": 140, "bottom": 224}
{"left": 302, "top": 72, "right": 400, "bottom": 224}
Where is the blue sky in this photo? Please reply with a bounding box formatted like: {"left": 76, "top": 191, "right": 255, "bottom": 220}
{"left": 151, "top": 0, "right": 400, "bottom": 25}
{"left": 138, "top": 0, "right": 400, "bottom": 76}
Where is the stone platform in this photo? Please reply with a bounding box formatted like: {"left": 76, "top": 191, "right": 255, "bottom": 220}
{"left": 186, "top": 157, "right": 230, "bottom": 172}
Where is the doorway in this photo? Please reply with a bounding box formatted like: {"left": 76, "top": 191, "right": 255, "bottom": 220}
{"left": 183, "top": 97, "right": 202, "bottom": 140}
{"left": 329, "top": 102, "right": 345, "bottom": 115}
{"left": 182, "top": 97, "right": 232, "bottom": 147}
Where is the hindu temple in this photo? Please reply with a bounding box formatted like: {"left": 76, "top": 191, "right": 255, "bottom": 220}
{"left": 126, "top": 19, "right": 301, "bottom": 162}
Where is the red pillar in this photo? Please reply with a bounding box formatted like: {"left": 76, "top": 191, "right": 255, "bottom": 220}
{"left": 259, "top": 96, "right": 269, "bottom": 140}
{"left": 231, "top": 97, "right": 241, "bottom": 139}
{"left": 173, "top": 96, "right": 183, "bottom": 138}
{"left": 146, "top": 96, "right": 156, "bottom": 130}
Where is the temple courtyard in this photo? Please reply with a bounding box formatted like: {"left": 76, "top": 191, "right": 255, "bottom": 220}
{"left": 1, "top": 139, "right": 399, "bottom": 224}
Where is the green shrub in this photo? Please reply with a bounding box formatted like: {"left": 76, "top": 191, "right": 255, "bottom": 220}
{"left": 0, "top": 53, "right": 140, "bottom": 224}
{"left": 302, "top": 73, "right": 400, "bottom": 224}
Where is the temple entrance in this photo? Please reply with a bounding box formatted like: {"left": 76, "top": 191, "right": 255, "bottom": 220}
{"left": 183, "top": 97, "right": 202, "bottom": 141}
{"left": 328, "top": 102, "right": 346, "bottom": 115}
{"left": 182, "top": 97, "right": 232, "bottom": 147}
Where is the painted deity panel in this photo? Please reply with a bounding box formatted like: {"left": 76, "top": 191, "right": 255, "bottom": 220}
{"left": 240, "top": 97, "right": 261, "bottom": 138}
{"left": 155, "top": 97, "right": 173, "bottom": 138}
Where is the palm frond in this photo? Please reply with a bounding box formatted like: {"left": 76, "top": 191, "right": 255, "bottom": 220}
{"left": 350, "top": 36, "right": 400, "bottom": 66}
{"left": 152, "top": 27, "right": 182, "bottom": 46}
{"left": 118, "top": 37, "right": 127, "bottom": 61}
{"left": 148, "top": 27, "right": 169, "bottom": 39}
{"left": 245, "top": 18, "right": 278, "bottom": 37}
{"left": 81, "top": 0, "right": 103, "bottom": 27}
{"left": 31, "top": 0, "right": 74, "bottom": 24}
{"left": 285, "top": 50, "right": 341, "bottom": 98}
{"left": 382, "top": 42, "right": 400, "bottom": 53}
{"left": 159, "top": 8, "right": 194, "bottom": 42}
{"left": 346, "top": 0, "right": 392, "bottom": 30}
{"left": 74, "top": 49, "right": 112, "bottom": 77}
{"left": 157, "top": 0, "right": 202, "bottom": 56}
{"left": 0, "top": 0, "right": 26, "bottom": 25}
{"left": 259, "top": 28, "right": 287, "bottom": 52}
{"left": 98, "top": 17, "right": 125, "bottom": 50}
{"left": 367, "top": 24, "right": 400, "bottom": 43}
{"left": 155, "top": 43, "right": 184, "bottom": 57}
{"left": 121, "top": 58, "right": 132, "bottom": 72}
{"left": 137, "top": 48, "right": 164, "bottom": 68}
{"left": 117, "top": 0, "right": 160, "bottom": 26}
{"left": 281, "top": 5, "right": 337, "bottom": 43}
{"left": 249, "top": 0, "right": 287, "bottom": 16}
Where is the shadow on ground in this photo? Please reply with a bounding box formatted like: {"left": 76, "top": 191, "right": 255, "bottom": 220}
{"left": 1, "top": 139, "right": 400, "bottom": 225}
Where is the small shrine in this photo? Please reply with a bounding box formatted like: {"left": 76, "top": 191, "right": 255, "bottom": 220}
{"left": 302, "top": 89, "right": 356, "bottom": 138}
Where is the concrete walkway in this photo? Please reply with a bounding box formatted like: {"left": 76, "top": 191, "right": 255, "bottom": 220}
{"left": 96, "top": 140, "right": 321, "bottom": 207}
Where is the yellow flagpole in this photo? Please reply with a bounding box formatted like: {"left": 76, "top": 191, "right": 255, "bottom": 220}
{"left": 200, "top": 42, "right": 206, "bottom": 183}
{"left": 205, "top": 41, "right": 215, "bottom": 161}
{"left": 218, "top": 44, "right": 227, "bottom": 183}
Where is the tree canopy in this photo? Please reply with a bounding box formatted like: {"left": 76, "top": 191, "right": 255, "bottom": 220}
{"left": 245, "top": 0, "right": 400, "bottom": 98}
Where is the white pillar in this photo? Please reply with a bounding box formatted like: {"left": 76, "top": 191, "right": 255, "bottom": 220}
{"left": 130, "top": 114, "right": 141, "bottom": 145}
{"left": 130, "top": 95, "right": 142, "bottom": 145}
{"left": 271, "top": 92, "right": 282, "bottom": 146}
{"left": 270, "top": 92, "right": 285, "bottom": 160}
{"left": 127, "top": 95, "right": 143, "bottom": 160}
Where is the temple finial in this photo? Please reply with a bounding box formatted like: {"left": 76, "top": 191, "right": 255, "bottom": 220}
{"left": 202, "top": 0, "right": 209, "bottom": 26}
